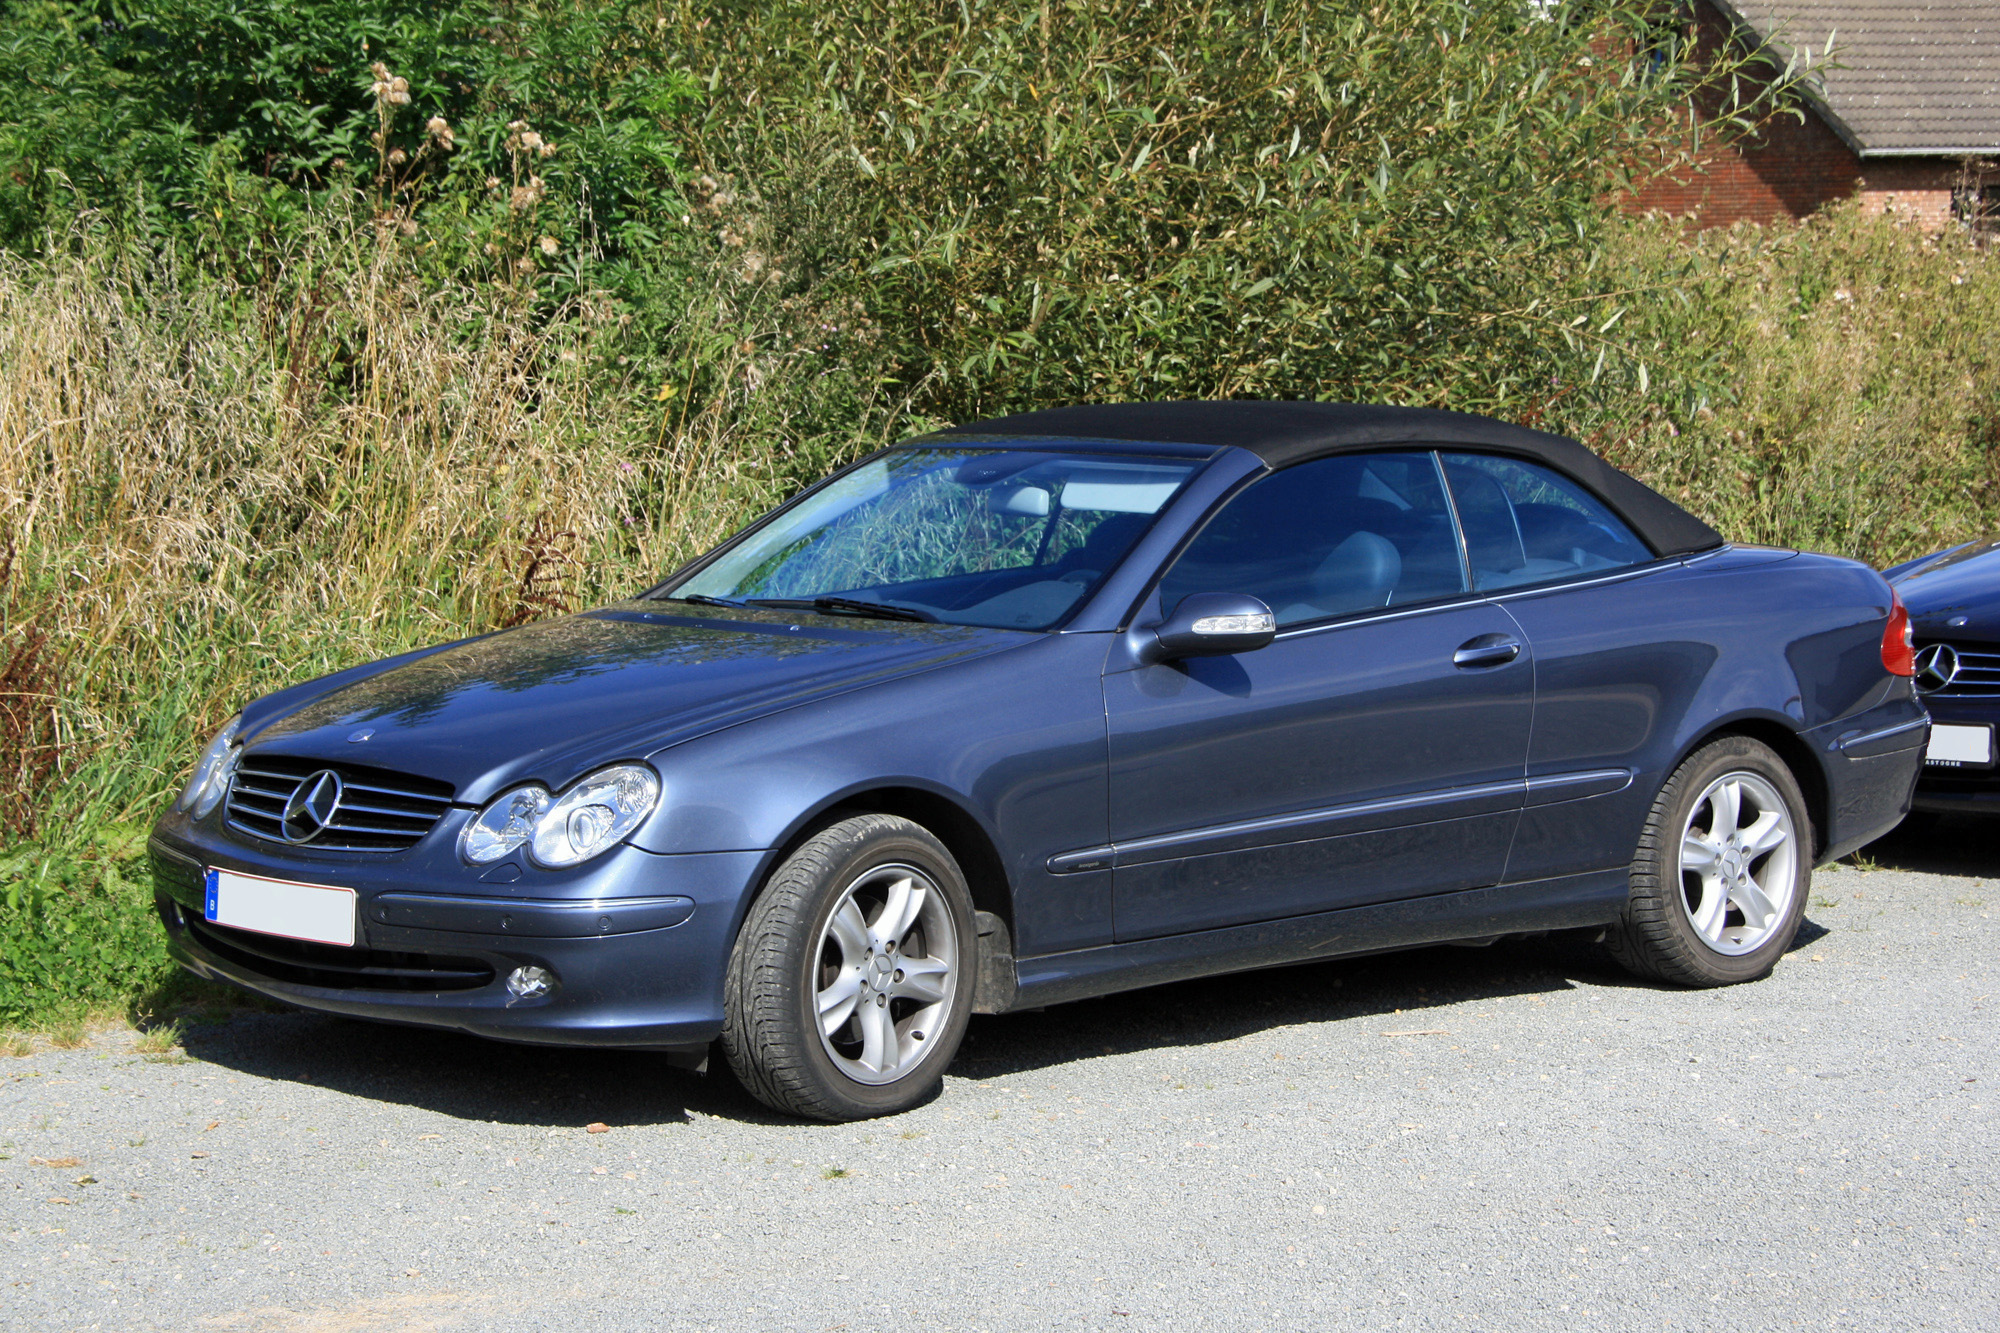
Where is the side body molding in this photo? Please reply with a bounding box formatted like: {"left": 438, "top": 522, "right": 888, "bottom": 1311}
{"left": 1048, "top": 770, "right": 1633, "bottom": 874}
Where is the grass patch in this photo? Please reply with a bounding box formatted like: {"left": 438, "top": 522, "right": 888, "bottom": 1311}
{"left": 131, "top": 1020, "right": 183, "bottom": 1057}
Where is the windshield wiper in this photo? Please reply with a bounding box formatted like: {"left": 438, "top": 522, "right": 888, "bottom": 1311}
{"left": 744, "top": 596, "right": 936, "bottom": 624}
{"left": 663, "top": 593, "right": 753, "bottom": 609}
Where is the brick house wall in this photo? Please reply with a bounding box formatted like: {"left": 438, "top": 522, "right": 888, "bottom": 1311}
{"left": 1622, "top": 0, "right": 1961, "bottom": 228}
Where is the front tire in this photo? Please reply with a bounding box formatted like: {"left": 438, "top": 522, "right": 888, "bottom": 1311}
{"left": 721, "top": 814, "right": 976, "bottom": 1121}
{"left": 1607, "top": 736, "right": 1812, "bottom": 987}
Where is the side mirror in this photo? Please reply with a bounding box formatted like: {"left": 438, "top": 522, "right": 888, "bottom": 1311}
{"left": 1143, "top": 592, "right": 1277, "bottom": 663}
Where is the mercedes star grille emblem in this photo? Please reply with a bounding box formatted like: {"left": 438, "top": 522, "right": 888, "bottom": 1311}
{"left": 280, "top": 769, "right": 344, "bottom": 843}
{"left": 1914, "top": 643, "right": 1960, "bottom": 695}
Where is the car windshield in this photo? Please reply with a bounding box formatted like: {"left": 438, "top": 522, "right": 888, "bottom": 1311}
{"left": 662, "top": 447, "right": 1200, "bottom": 630}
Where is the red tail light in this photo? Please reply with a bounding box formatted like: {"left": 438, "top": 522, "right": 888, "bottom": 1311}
{"left": 1882, "top": 589, "right": 1915, "bottom": 677}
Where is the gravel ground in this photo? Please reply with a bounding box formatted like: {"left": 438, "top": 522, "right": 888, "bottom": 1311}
{"left": 5, "top": 821, "right": 1997, "bottom": 1333}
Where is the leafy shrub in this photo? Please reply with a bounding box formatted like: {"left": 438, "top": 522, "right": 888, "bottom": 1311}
{"left": 0, "top": 842, "right": 171, "bottom": 1027}
{"left": 1579, "top": 206, "right": 2000, "bottom": 564}
{"left": 0, "top": 0, "right": 697, "bottom": 298}
{"left": 679, "top": 0, "right": 1789, "bottom": 421}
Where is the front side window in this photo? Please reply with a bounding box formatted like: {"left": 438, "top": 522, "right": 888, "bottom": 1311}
{"left": 1440, "top": 453, "right": 1651, "bottom": 591}
{"left": 666, "top": 447, "right": 1198, "bottom": 629}
{"left": 1159, "top": 452, "right": 1467, "bottom": 627}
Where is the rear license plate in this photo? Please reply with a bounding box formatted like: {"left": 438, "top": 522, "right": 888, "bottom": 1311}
{"left": 203, "top": 868, "right": 357, "bottom": 947}
{"left": 1925, "top": 723, "right": 1994, "bottom": 768}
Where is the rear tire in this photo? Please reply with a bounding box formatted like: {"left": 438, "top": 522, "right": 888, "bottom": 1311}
{"left": 721, "top": 814, "right": 975, "bottom": 1121}
{"left": 1607, "top": 736, "right": 1812, "bottom": 987}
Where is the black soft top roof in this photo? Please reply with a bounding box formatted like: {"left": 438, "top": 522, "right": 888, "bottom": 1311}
{"left": 932, "top": 400, "right": 1723, "bottom": 558}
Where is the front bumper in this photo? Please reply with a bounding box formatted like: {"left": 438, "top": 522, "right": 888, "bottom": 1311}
{"left": 149, "top": 819, "right": 764, "bottom": 1054}
{"left": 1910, "top": 697, "right": 2000, "bottom": 815}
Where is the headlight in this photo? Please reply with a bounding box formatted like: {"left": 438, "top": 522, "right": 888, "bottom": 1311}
{"left": 532, "top": 765, "right": 661, "bottom": 867}
{"left": 461, "top": 786, "right": 552, "bottom": 864}
{"left": 461, "top": 764, "right": 660, "bottom": 869}
{"left": 176, "top": 716, "right": 242, "bottom": 818}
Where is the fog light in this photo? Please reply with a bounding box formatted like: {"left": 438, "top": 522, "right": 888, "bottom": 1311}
{"left": 505, "top": 965, "right": 555, "bottom": 1000}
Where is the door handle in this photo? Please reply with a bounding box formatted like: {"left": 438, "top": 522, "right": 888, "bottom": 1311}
{"left": 1453, "top": 634, "right": 1521, "bottom": 669}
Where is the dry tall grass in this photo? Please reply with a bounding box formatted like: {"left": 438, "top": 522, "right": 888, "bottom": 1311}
{"left": 0, "top": 207, "right": 901, "bottom": 837}
{"left": 1586, "top": 206, "right": 2000, "bottom": 565}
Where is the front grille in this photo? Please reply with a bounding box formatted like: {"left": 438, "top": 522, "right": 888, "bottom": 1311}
{"left": 1915, "top": 640, "right": 2000, "bottom": 698}
{"left": 184, "top": 916, "right": 495, "bottom": 992}
{"left": 225, "top": 753, "right": 455, "bottom": 852}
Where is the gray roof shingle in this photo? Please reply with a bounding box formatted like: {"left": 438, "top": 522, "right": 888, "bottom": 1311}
{"left": 1711, "top": 1, "right": 2000, "bottom": 154}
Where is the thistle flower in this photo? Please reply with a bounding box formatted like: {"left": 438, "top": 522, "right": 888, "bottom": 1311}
{"left": 388, "top": 148, "right": 408, "bottom": 167}
{"left": 521, "top": 131, "right": 544, "bottom": 152}
{"left": 426, "top": 116, "right": 455, "bottom": 149}
{"left": 538, "top": 236, "right": 558, "bottom": 256}
{"left": 388, "top": 76, "right": 411, "bottom": 106}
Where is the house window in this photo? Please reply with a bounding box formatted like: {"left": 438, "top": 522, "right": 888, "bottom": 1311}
{"left": 1952, "top": 166, "right": 1999, "bottom": 238}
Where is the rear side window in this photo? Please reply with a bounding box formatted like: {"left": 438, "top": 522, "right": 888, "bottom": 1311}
{"left": 1440, "top": 453, "right": 1652, "bottom": 592}
{"left": 1159, "top": 452, "right": 1467, "bottom": 626}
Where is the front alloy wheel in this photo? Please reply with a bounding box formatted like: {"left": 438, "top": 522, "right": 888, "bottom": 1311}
{"left": 812, "top": 863, "right": 959, "bottom": 1085}
{"left": 722, "top": 814, "right": 975, "bottom": 1120}
{"left": 1607, "top": 735, "right": 1812, "bottom": 987}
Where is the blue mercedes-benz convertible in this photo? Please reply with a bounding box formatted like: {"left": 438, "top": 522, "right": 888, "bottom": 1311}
{"left": 150, "top": 402, "right": 1925, "bottom": 1120}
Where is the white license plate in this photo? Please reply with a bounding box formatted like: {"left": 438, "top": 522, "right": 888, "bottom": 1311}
{"left": 1926, "top": 723, "right": 1994, "bottom": 768}
{"left": 204, "top": 868, "right": 357, "bottom": 947}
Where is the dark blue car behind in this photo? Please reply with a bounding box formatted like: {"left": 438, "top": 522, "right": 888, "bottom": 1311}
{"left": 149, "top": 402, "right": 1925, "bottom": 1120}
{"left": 1887, "top": 539, "right": 2000, "bottom": 815}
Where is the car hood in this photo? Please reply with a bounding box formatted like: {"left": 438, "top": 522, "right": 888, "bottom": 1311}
{"left": 241, "top": 602, "right": 1031, "bottom": 801}
{"left": 1887, "top": 539, "right": 2000, "bottom": 640}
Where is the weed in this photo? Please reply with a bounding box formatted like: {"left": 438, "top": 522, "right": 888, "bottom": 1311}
{"left": 132, "top": 1021, "right": 182, "bottom": 1057}
{"left": 47, "top": 1020, "right": 86, "bottom": 1050}
{"left": 1957, "top": 897, "right": 1985, "bottom": 908}
{"left": 0, "top": 544, "right": 69, "bottom": 843}
{"left": 820, "top": 1166, "right": 849, "bottom": 1180}
{"left": 613, "top": 1207, "right": 636, "bottom": 1215}
{"left": 2, "top": 1034, "right": 29, "bottom": 1057}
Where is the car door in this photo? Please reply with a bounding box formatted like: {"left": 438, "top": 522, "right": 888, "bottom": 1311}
{"left": 1102, "top": 451, "right": 1534, "bottom": 942}
{"left": 1434, "top": 451, "right": 1702, "bottom": 884}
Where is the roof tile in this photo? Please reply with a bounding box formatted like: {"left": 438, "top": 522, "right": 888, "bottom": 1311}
{"left": 1712, "top": 1, "right": 2000, "bottom": 154}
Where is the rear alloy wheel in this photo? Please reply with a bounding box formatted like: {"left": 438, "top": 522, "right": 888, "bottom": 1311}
{"left": 1608, "top": 736, "right": 1811, "bottom": 987}
{"left": 722, "top": 814, "right": 975, "bottom": 1121}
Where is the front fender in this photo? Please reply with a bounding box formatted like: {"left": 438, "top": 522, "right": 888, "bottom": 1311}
{"left": 628, "top": 631, "right": 1118, "bottom": 956}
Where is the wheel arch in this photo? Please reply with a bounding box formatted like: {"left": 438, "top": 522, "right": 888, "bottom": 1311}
{"left": 1673, "top": 715, "right": 1830, "bottom": 860}
{"left": 763, "top": 784, "right": 1016, "bottom": 936}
